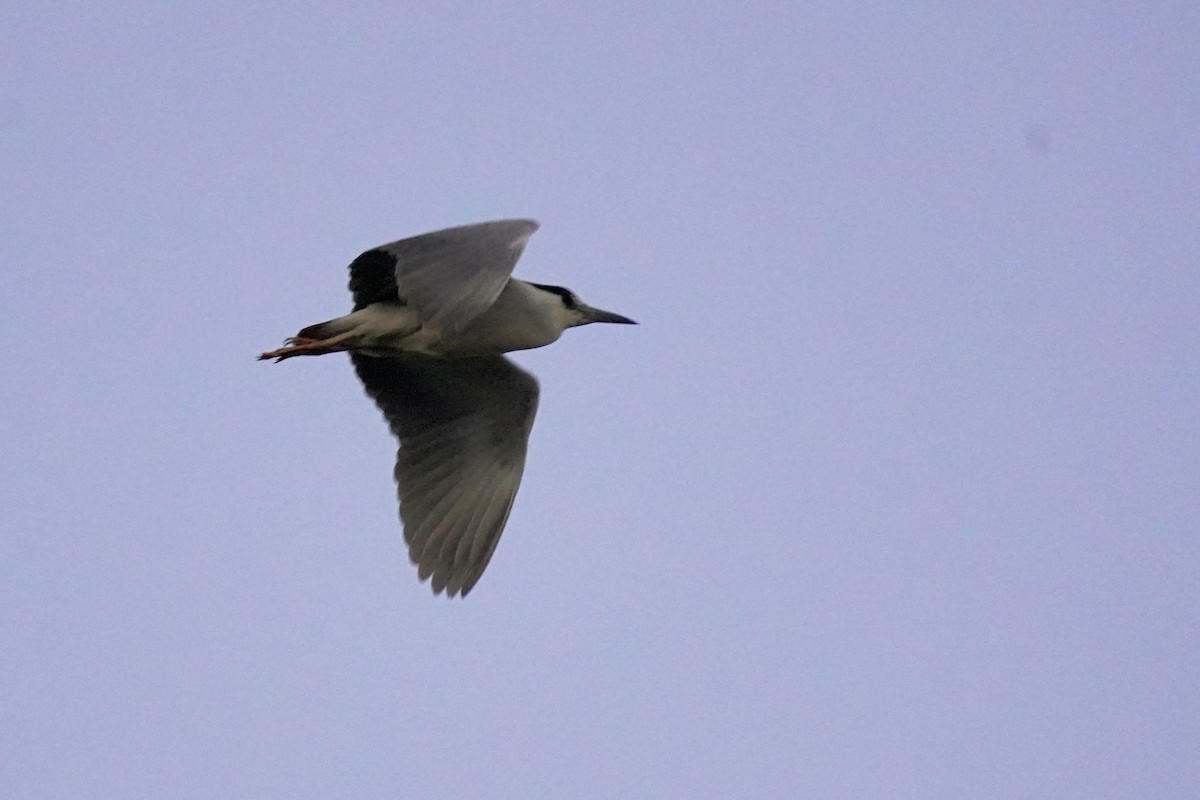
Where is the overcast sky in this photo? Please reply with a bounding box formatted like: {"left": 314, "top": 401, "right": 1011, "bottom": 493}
{"left": 2, "top": 2, "right": 1197, "bottom": 798}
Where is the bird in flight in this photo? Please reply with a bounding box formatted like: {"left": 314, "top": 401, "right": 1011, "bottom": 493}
{"left": 260, "top": 219, "right": 635, "bottom": 597}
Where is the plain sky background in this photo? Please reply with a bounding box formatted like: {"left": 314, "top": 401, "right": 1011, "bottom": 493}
{"left": 2, "top": 2, "right": 1197, "bottom": 797}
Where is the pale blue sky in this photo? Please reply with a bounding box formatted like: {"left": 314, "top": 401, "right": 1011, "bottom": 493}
{"left": 2, "top": 2, "right": 1197, "bottom": 797}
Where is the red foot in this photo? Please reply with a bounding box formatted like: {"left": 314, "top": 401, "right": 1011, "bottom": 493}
{"left": 258, "top": 337, "right": 325, "bottom": 361}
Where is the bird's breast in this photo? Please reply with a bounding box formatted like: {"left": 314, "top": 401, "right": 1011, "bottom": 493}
{"left": 432, "top": 284, "right": 565, "bottom": 356}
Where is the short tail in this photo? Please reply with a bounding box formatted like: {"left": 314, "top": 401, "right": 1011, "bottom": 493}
{"left": 296, "top": 319, "right": 342, "bottom": 340}
{"left": 258, "top": 316, "right": 353, "bottom": 362}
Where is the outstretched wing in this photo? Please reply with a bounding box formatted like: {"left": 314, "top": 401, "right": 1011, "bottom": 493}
{"left": 347, "top": 219, "right": 539, "bottom": 335}
{"left": 352, "top": 352, "right": 540, "bottom": 597}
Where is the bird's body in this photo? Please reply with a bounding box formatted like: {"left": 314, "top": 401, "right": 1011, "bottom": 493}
{"left": 291, "top": 277, "right": 580, "bottom": 358}
{"left": 260, "top": 219, "right": 634, "bottom": 597}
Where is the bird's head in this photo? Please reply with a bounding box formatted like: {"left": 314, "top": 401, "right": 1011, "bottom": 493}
{"left": 528, "top": 283, "right": 637, "bottom": 330}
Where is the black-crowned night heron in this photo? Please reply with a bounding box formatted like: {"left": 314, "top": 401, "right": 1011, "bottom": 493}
{"left": 260, "top": 219, "right": 635, "bottom": 597}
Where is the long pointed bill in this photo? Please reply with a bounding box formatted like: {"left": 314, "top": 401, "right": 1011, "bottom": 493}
{"left": 583, "top": 306, "right": 637, "bottom": 325}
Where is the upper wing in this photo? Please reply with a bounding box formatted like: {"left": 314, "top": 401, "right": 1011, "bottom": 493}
{"left": 352, "top": 352, "right": 540, "bottom": 597}
{"left": 347, "top": 219, "right": 539, "bottom": 335}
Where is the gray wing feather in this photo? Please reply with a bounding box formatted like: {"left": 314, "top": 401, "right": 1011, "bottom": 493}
{"left": 352, "top": 352, "right": 539, "bottom": 597}
{"left": 373, "top": 219, "right": 538, "bottom": 336}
